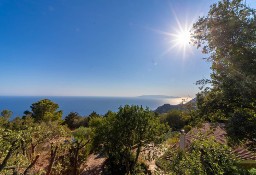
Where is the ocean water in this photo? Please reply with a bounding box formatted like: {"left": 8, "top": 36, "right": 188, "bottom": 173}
{"left": 0, "top": 96, "right": 187, "bottom": 119}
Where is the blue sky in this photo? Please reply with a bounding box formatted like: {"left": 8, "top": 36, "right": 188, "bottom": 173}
{"left": 0, "top": 0, "right": 254, "bottom": 97}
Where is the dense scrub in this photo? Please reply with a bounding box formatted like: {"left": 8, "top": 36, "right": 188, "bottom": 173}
{"left": 0, "top": 101, "right": 168, "bottom": 174}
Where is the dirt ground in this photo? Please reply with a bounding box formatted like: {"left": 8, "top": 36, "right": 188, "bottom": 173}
{"left": 81, "top": 154, "right": 106, "bottom": 175}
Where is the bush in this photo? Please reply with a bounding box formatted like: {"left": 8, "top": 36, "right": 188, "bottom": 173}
{"left": 160, "top": 110, "right": 187, "bottom": 131}
{"left": 249, "top": 168, "right": 256, "bottom": 175}
{"left": 168, "top": 137, "right": 239, "bottom": 175}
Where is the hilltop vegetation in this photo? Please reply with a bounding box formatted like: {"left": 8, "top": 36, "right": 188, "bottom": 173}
{"left": 0, "top": 100, "right": 170, "bottom": 174}
{"left": 1, "top": 98, "right": 254, "bottom": 175}
{"left": 0, "top": 0, "right": 256, "bottom": 174}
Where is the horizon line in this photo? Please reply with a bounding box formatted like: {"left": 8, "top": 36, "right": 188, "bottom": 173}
{"left": 0, "top": 94, "right": 191, "bottom": 98}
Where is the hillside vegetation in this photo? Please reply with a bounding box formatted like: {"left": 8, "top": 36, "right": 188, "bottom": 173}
{"left": 0, "top": 0, "right": 256, "bottom": 174}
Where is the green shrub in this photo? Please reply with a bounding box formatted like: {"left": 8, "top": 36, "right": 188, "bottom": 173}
{"left": 167, "top": 137, "right": 240, "bottom": 175}
{"left": 160, "top": 110, "right": 187, "bottom": 131}
{"left": 249, "top": 168, "right": 256, "bottom": 175}
{"left": 183, "top": 125, "right": 192, "bottom": 133}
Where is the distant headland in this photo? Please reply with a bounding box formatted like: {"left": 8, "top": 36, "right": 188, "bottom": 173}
{"left": 137, "top": 95, "right": 180, "bottom": 98}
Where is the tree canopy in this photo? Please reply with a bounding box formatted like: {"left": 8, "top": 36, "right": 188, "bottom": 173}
{"left": 192, "top": 0, "right": 256, "bottom": 143}
{"left": 30, "top": 99, "right": 63, "bottom": 122}
{"left": 91, "top": 105, "right": 169, "bottom": 174}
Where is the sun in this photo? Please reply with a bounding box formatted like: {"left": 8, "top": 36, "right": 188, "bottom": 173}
{"left": 159, "top": 25, "right": 192, "bottom": 58}
{"left": 170, "top": 27, "right": 192, "bottom": 53}
{"left": 148, "top": 13, "right": 194, "bottom": 58}
{"left": 174, "top": 29, "right": 191, "bottom": 47}
{"left": 151, "top": 26, "right": 193, "bottom": 58}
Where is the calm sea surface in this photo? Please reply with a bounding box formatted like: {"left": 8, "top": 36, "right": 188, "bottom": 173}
{"left": 0, "top": 96, "right": 187, "bottom": 119}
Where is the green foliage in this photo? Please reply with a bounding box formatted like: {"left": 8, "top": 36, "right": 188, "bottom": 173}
{"left": 194, "top": 90, "right": 228, "bottom": 122}
{"left": 60, "top": 127, "right": 92, "bottom": 175}
{"left": 9, "top": 116, "right": 35, "bottom": 131}
{"left": 249, "top": 168, "right": 256, "bottom": 175}
{"left": 63, "top": 112, "right": 85, "bottom": 130}
{"left": 8, "top": 117, "right": 23, "bottom": 130}
{"left": 169, "top": 137, "right": 239, "bottom": 175}
{"left": 89, "top": 111, "right": 101, "bottom": 118}
{"left": 0, "top": 100, "right": 96, "bottom": 174}
{"left": 227, "top": 106, "right": 256, "bottom": 144}
{"left": 183, "top": 125, "right": 192, "bottom": 133}
{"left": 0, "top": 110, "right": 12, "bottom": 127}
{"left": 160, "top": 110, "right": 190, "bottom": 131}
{"left": 0, "top": 127, "right": 29, "bottom": 173}
{"left": 0, "top": 118, "right": 70, "bottom": 174}
{"left": 192, "top": 0, "right": 256, "bottom": 143}
{"left": 63, "top": 112, "right": 101, "bottom": 130}
{"left": 28, "top": 121, "right": 69, "bottom": 146}
{"left": 92, "top": 105, "right": 169, "bottom": 174}
{"left": 1, "top": 110, "right": 12, "bottom": 120}
{"left": 155, "top": 136, "right": 179, "bottom": 173}
{"left": 72, "top": 126, "right": 93, "bottom": 145}
{"left": 30, "top": 99, "right": 63, "bottom": 122}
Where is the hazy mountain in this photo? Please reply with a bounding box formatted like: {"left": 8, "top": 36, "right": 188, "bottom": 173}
{"left": 138, "top": 95, "right": 179, "bottom": 98}
{"left": 154, "top": 98, "right": 197, "bottom": 114}
{"left": 154, "top": 104, "right": 181, "bottom": 114}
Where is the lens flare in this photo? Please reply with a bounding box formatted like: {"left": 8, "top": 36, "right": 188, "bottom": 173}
{"left": 174, "top": 29, "right": 191, "bottom": 47}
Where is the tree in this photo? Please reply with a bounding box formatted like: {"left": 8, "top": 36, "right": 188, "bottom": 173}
{"left": 0, "top": 128, "right": 23, "bottom": 172}
{"left": 63, "top": 112, "right": 101, "bottom": 130}
{"left": 0, "top": 126, "right": 41, "bottom": 174}
{"left": 9, "top": 117, "right": 23, "bottom": 130}
{"left": 89, "top": 111, "right": 101, "bottom": 118}
{"left": 160, "top": 110, "right": 188, "bottom": 131}
{"left": 0, "top": 110, "right": 12, "bottom": 127}
{"left": 1, "top": 110, "right": 12, "bottom": 120}
{"left": 227, "top": 107, "right": 256, "bottom": 144}
{"left": 0, "top": 119, "right": 70, "bottom": 174}
{"left": 30, "top": 99, "right": 62, "bottom": 122}
{"left": 23, "top": 110, "right": 32, "bottom": 118}
{"left": 192, "top": 0, "right": 256, "bottom": 142}
{"left": 67, "top": 127, "right": 92, "bottom": 175}
{"left": 63, "top": 112, "right": 83, "bottom": 130}
{"left": 91, "top": 105, "right": 169, "bottom": 174}
{"left": 49, "top": 126, "right": 92, "bottom": 175}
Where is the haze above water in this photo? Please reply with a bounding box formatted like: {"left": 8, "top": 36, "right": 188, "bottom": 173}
{"left": 0, "top": 96, "right": 191, "bottom": 119}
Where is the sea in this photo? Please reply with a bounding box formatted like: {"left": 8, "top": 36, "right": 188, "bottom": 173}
{"left": 0, "top": 96, "right": 190, "bottom": 120}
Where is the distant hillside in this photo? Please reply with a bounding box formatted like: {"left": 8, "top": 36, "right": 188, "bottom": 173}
{"left": 154, "top": 98, "right": 197, "bottom": 114}
{"left": 154, "top": 104, "right": 181, "bottom": 114}
{"left": 138, "top": 95, "right": 179, "bottom": 98}
{"left": 186, "top": 97, "right": 197, "bottom": 105}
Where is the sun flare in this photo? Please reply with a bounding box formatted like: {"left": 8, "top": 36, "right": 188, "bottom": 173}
{"left": 168, "top": 26, "right": 193, "bottom": 57}
{"left": 149, "top": 13, "right": 194, "bottom": 58}
{"left": 174, "top": 29, "right": 191, "bottom": 47}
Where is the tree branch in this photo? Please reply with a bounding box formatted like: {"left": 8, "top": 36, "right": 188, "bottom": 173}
{"left": 0, "top": 142, "right": 18, "bottom": 172}
{"left": 23, "top": 154, "right": 40, "bottom": 175}
{"left": 46, "top": 145, "right": 58, "bottom": 175}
